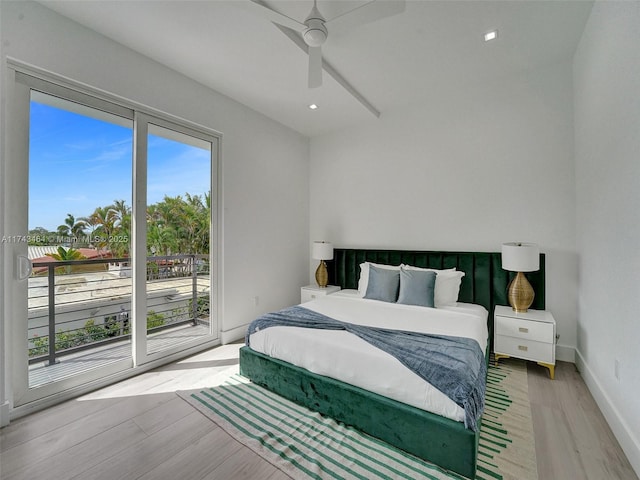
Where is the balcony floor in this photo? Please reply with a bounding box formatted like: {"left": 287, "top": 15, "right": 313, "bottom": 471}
{"left": 29, "top": 323, "right": 211, "bottom": 388}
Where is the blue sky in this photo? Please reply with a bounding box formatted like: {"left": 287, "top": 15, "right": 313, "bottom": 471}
{"left": 29, "top": 100, "right": 211, "bottom": 231}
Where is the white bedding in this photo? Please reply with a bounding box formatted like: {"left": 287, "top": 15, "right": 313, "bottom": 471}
{"left": 248, "top": 289, "right": 488, "bottom": 423}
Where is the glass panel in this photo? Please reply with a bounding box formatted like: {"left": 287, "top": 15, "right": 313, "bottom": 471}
{"left": 28, "top": 91, "right": 133, "bottom": 388}
{"left": 145, "top": 123, "right": 211, "bottom": 355}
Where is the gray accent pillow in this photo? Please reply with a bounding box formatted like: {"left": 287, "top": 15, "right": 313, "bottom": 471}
{"left": 364, "top": 264, "right": 400, "bottom": 302}
{"left": 397, "top": 268, "right": 436, "bottom": 307}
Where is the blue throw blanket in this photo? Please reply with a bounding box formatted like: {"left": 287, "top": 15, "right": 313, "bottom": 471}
{"left": 246, "top": 305, "right": 486, "bottom": 431}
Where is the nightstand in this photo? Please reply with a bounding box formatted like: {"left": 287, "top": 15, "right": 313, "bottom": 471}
{"left": 300, "top": 285, "right": 340, "bottom": 303}
{"left": 494, "top": 305, "right": 556, "bottom": 379}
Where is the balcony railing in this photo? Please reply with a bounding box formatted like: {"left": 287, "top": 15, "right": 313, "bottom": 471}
{"left": 28, "top": 254, "right": 210, "bottom": 367}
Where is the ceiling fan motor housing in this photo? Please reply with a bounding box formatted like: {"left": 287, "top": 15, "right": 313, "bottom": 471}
{"left": 304, "top": 17, "right": 327, "bottom": 47}
{"left": 247, "top": 0, "right": 407, "bottom": 92}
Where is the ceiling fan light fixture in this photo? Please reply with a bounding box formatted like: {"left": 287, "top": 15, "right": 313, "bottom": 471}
{"left": 303, "top": 21, "right": 328, "bottom": 47}
{"left": 303, "top": 2, "right": 327, "bottom": 47}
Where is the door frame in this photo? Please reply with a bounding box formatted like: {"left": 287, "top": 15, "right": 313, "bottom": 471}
{"left": 133, "top": 112, "right": 220, "bottom": 366}
{"left": 3, "top": 61, "right": 222, "bottom": 416}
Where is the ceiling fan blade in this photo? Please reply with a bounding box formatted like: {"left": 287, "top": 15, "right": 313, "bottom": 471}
{"left": 326, "top": 0, "right": 406, "bottom": 35}
{"left": 273, "top": 23, "right": 380, "bottom": 117}
{"left": 241, "top": 0, "right": 306, "bottom": 32}
{"left": 308, "top": 46, "right": 322, "bottom": 88}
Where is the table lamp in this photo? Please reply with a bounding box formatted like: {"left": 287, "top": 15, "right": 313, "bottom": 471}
{"left": 501, "top": 242, "right": 540, "bottom": 312}
{"left": 312, "top": 241, "right": 333, "bottom": 288}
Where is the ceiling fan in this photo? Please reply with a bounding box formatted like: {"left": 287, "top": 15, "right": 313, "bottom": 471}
{"left": 244, "top": 0, "right": 406, "bottom": 88}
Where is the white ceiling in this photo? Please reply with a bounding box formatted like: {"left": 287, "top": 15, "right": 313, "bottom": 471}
{"left": 40, "top": 0, "right": 594, "bottom": 137}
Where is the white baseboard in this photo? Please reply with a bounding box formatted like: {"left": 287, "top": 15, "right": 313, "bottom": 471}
{"left": 221, "top": 324, "right": 248, "bottom": 345}
{"left": 576, "top": 349, "right": 640, "bottom": 477}
{"left": 1, "top": 401, "right": 11, "bottom": 427}
{"left": 556, "top": 344, "right": 576, "bottom": 363}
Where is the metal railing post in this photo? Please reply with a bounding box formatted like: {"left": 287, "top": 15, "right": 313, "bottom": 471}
{"left": 46, "top": 265, "right": 58, "bottom": 366}
{"left": 191, "top": 254, "right": 198, "bottom": 325}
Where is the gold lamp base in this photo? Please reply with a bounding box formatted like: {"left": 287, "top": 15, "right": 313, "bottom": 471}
{"left": 508, "top": 271, "right": 535, "bottom": 312}
{"left": 315, "top": 260, "right": 328, "bottom": 288}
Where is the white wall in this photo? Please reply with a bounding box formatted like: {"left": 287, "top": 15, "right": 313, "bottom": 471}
{"left": 0, "top": 3, "right": 308, "bottom": 355}
{"left": 573, "top": 1, "right": 640, "bottom": 473}
{"left": 310, "top": 61, "right": 578, "bottom": 361}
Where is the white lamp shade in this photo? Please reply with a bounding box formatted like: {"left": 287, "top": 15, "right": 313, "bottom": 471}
{"left": 312, "top": 241, "right": 333, "bottom": 260}
{"left": 501, "top": 242, "right": 539, "bottom": 272}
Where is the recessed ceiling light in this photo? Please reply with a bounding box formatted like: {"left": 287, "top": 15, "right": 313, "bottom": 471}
{"left": 309, "top": 104, "right": 318, "bottom": 110}
{"left": 484, "top": 30, "right": 498, "bottom": 42}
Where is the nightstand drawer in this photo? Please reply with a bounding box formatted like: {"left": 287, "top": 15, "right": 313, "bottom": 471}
{"left": 301, "top": 290, "right": 319, "bottom": 303}
{"left": 495, "top": 316, "right": 554, "bottom": 343}
{"left": 300, "top": 285, "right": 340, "bottom": 303}
{"left": 494, "top": 335, "right": 554, "bottom": 364}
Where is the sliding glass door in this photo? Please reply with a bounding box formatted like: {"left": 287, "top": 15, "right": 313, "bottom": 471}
{"left": 6, "top": 68, "right": 219, "bottom": 408}
{"left": 26, "top": 89, "right": 134, "bottom": 395}
{"left": 133, "top": 114, "right": 216, "bottom": 365}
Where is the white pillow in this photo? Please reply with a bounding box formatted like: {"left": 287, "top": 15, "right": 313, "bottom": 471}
{"left": 402, "top": 265, "right": 465, "bottom": 307}
{"left": 402, "top": 265, "right": 456, "bottom": 273}
{"left": 358, "top": 262, "right": 402, "bottom": 297}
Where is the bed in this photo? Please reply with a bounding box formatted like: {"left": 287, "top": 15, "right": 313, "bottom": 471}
{"left": 240, "top": 248, "right": 545, "bottom": 478}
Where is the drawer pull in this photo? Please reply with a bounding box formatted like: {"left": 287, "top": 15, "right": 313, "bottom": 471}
{"left": 519, "top": 327, "right": 529, "bottom": 333}
{"left": 518, "top": 345, "right": 528, "bottom": 352}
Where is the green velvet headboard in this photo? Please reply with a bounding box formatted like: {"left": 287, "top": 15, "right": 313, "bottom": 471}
{"left": 328, "top": 248, "right": 545, "bottom": 337}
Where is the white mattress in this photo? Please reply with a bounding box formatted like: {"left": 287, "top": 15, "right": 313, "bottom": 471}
{"left": 248, "top": 290, "right": 488, "bottom": 423}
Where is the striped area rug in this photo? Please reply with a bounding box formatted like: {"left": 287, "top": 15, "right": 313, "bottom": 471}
{"left": 478, "top": 358, "right": 538, "bottom": 480}
{"left": 178, "top": 358, "right": 537, "bottom": 480}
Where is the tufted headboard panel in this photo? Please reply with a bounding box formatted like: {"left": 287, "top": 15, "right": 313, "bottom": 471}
{"left": 328, "top": 248, "right": 545, "bottom": 339}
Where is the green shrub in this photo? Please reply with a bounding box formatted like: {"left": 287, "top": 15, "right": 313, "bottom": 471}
{"left": 29, "top": 311, "right": 168, "bottom": 359}
{"left": 146, "top": 310, "right": 165, "bottom": 330}
{"left": 188, "top": 295, "right": 210, "bottom": 319}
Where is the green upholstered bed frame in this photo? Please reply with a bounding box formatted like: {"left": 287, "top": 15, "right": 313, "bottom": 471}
{"left": 330, "top": 248, "right": 545, "bottom": 341}
{"left": 240, "top": 248, "right": 545, "bottom": 478}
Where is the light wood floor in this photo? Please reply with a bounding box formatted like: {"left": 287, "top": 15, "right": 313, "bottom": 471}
{"left": 1, "top": 343, "right": 637, "bottom": 480}
{"left": 527, "top": 361, "right": 638, "bottom": 480}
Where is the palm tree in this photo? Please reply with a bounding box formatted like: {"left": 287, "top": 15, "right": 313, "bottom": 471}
{"left": 148, "top": 192, "right": 211, "bottom": 255}
{"left": 45, "top": 246, "right": 86, "bottom": 274}
{"left": 111, "top": 199, "right": 130, "bottom": 228}
{"left": 56, "top": 214, "right": 87, "bottom": 243}
{"left": 147, "top": 223, "right": 178, "bottom": 257}
{"left": 109, "top": 199, "right": 131, "bottom": 258}
{"left": 63, "top": 192, "right": 212, "bottom": 263}
{"left": 166, "top": 192, "right": 209, "bottom": 254}
{"left": 84, "top": 205, "right": 117, "bottom": 249}
{"left": 147, "top": 197, "right": 179, "bottom": 254}
{"left": 187, "top": 192, "right": 210, "bottom": 254}
{"left": 56, "top": 215, "right": 72, "bottom": 237}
